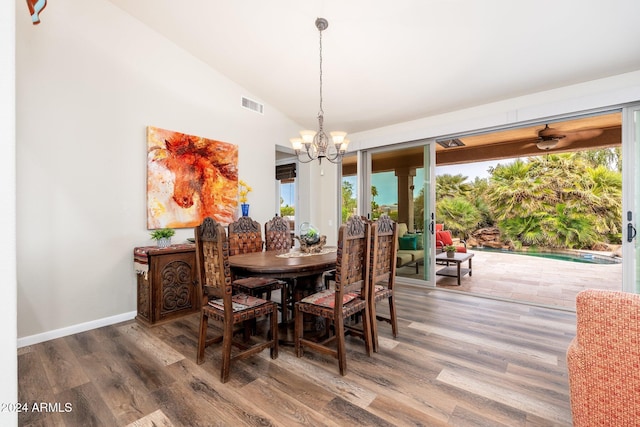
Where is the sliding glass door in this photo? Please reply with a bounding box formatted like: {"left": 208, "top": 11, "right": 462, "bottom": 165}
{"left": 358, "top": 141, "right": 436, "bottom": 286}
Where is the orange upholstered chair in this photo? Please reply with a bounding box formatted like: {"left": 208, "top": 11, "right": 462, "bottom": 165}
{"left": 566, "top": 289, "right": 640, "bottom": 426}
{"left": 435, "top": 229, "right": 466, "bottom": 253}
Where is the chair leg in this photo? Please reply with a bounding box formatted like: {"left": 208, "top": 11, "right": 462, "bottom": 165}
{"left": 389, "top": 295, "right": 398, "bottom": 338}
{"left": 197, "top": 310, "right": 208, "bottom": 364}
{"left": 335, "top": 315, "right": 347, "bottom": 376}
{"left": 220, "top": 323, "right": 233, "bottom": 383}
{"left": 370, "top": 299, "right": 380, "bottom": 353}
{"left": 362, "top": 305, "right": 373, "bottom": 357}
{"left": 243, "top": 319, "right": 253, "bottom": 341}
{"left": 294, "top": 304, "right": 303, "bottom": 357}
{"left": 270, "top": 305, "right": 279, "bottom": 360}
{"left": 280, "top": 285, "right": 288, "bottom": 323}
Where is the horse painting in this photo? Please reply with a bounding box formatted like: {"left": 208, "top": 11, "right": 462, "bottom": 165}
{"left": 147, "top": 126, "right": 238, "bottom": 229}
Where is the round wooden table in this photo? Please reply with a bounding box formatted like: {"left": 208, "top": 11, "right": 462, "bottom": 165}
{"left": 229, "top": 248, "right": 337, "bottom": 343}
{"left": 228, "top": 248, "right": 336, "bottom": 280}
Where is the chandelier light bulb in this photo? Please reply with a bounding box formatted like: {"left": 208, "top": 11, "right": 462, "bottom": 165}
{"left": 330, "top": 131, "right": 347, "bottom": 145}
{"left": 299, "top": 130, "right": 316, "bottom": 145}
{"left": 290, "top": 138, "right": 303, "bottom": 151}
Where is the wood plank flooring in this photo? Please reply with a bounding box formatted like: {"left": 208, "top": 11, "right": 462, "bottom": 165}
{"left": 18, "top": 286, "right": 577, "bottom": 426}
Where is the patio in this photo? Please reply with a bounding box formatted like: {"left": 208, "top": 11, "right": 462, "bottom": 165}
{"left": 396, "top": 249, "right": 623, "bottom": 310}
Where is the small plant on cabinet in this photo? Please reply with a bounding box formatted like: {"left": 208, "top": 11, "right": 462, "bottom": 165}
{"left": 150, "top": 228, "right": 175, "bottom": 240}
{"left": 150, "top": 228, "right": 175, "bottom": 248}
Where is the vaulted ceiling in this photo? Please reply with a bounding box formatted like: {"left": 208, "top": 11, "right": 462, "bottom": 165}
{"left": 107, "top": 1, "right": 640, "bottom": 137}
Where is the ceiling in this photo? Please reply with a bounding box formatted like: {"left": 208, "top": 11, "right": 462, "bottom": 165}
{"left": 107, "top": 1, "right": 640, "bottom": 136}
{"left": 341, "top": 111, "right": 622, "bottom": 174}
{"left": 435, "top": 111, "right": 622, "bottom": 165}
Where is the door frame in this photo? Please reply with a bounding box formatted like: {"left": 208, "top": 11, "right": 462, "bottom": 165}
{"left": 358, "top": 139, "right": 437, "bottom": 287}
{"left": 622, "top": 103, "right": 640, "bottom": 293}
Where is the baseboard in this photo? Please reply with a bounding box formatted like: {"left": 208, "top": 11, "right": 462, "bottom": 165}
{"left": 17, "top": 311, "right": 137, "bottom": 348}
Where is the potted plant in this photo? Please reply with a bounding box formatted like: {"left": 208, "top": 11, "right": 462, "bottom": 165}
{"left": 444, "top": 244, "right": 457, "bottom": 258}
{"left": 150, "top": 228, "right": 175, "bottom": 248}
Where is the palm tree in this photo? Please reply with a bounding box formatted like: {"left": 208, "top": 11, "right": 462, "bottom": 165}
{"left": 371, "top": 185, "right": 380, "bottom": 219}
{"left": 341, "top": 180, "right": 357, "bottom": 222}
{"left": 436, "top": 174, "right": 472, "bottom": 200}
{"left": 487, "top": 153, "right": 622, "bottom": 248}
{"left": 436, "top": 196, "right": 482, "bottom": 239}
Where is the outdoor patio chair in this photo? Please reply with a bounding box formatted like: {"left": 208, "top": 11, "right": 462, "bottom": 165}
{"left": 435, "top": 229, "right": 467, "bottom": 253}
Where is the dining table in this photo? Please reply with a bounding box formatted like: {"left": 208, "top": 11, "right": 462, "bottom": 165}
{"left": 228, "top": 247, "right": 337, "bottom": 343}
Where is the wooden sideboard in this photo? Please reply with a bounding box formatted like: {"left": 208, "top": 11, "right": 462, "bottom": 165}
{"left": 135, "top": 244, "right": 199, "bottom": 326}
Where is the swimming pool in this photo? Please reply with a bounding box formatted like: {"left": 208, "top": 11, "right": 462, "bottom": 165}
{"left": 470, "top": 247, "right": 621, "bottom": 265}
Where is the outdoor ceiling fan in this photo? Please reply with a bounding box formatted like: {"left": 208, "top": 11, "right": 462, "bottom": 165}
{"left": 533, "top": 124, "right": 603, "bottom": 150}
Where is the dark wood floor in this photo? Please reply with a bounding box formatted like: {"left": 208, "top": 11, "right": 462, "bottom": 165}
{"left": 18, "top": 285, "right": 577, "bottom": 426}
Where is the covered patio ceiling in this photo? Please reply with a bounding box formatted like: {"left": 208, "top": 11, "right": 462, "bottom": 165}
{"left": 342, "top": 111, "right": 621, "bottom": 175}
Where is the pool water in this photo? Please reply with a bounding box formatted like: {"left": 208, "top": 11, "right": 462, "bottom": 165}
{"left": 471, "top": 247, "right": 621, "bottom": 265}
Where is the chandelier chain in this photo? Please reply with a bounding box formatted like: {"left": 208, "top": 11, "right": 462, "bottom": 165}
{"left": 318, "top": 27, "right": 324, "bottom": 117}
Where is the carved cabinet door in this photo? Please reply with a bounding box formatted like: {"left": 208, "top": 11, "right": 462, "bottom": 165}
{"left": 137, "top": 247, "right": 198, "bottom": 325}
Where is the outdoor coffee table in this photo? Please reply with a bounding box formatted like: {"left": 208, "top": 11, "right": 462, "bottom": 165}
{"left": 435, "top": 252, "right": 474, "bottom": 285}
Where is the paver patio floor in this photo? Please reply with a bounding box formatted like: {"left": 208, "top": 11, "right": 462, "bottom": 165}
{"left": 396, "top": 249, "right": 622, "bottom": 310}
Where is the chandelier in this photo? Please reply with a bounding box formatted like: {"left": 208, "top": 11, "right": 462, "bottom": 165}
{"left": 290, "top": 18, "right": 349, "bottom": 164}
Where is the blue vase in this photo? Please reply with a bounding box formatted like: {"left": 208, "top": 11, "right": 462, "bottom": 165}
{"left": 241, "top": 203, "right": 249, "bottom": 216}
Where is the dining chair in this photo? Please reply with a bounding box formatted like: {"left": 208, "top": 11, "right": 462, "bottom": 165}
{"left": 194, "top": 217, "right": 278, "bottom": 383}
{"left": 294, "top": 215, "right": 373, "bottom": 375}
{"left": 264, "top": 214, "right": 295, "bottom": 322}
{"left": 368, "top": 214, "right": 399, "bottom": 352}
{"left": 264, "top": 214, "right": 292, "bottom": 252}
{"left": 228, "top": 216, "right": 264, "bottom": 256}
{"left": 228, "top": 216, "right": 284, "bottom": 303}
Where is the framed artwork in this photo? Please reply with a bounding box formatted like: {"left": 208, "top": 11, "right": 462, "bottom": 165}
{"left": 147, "top": 126, "right": 238, "bottom": 229}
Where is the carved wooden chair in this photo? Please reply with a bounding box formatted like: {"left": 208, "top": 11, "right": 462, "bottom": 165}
{"left": 264, "top": 214, "right": 295, "bottom": 322}
{"left": 264, "top": 214, "right": 292, "bottom": 252}
{"left": 228, "top": 216, "right": 264, "bottom": 256}
{"left": 228, "top": 216, "right": 284, "bottom": 303}
{"left": 368, "top": 215, "right": 399, "bottom": 352}
{"left": 294, "top": 215, "right": 373, "bottom": 375}
{"left": 194, "top": 217, "right": 278, "bottom": 383}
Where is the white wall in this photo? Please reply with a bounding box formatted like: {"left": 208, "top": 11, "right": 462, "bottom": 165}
{"left": 348, "top": 71, "right": 640, "bottom": 151}
{"left": 1, "top": 0, "right": 17, "bottom": 425}
{"left": 297, "top": 161, "right": 340, "bottom": 246}
{"left": 16, "top": 0, "right": 301, "bottom": 341}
